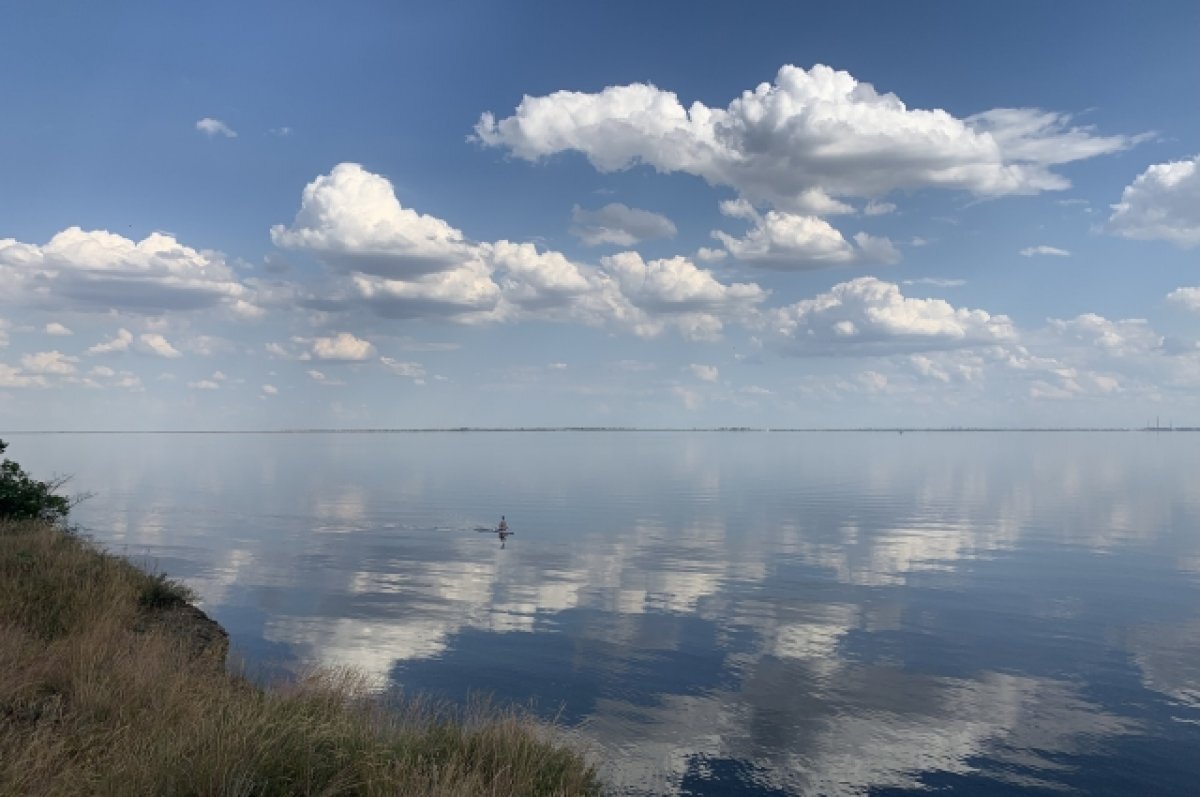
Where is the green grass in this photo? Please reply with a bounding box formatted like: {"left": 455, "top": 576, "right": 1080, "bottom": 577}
{"left": 0, "top": 519, "right": 602, "bottom": 796}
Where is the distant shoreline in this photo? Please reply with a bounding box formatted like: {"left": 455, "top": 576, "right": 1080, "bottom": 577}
{"left": 2, "top": 427, "right": 1197, "bottom": 434}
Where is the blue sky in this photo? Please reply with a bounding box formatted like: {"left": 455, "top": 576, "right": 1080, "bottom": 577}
{"left": 2, "top": 1, "right": 1199, "bottom": 429}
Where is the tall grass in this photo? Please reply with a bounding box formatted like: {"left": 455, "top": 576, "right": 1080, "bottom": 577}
{"left": 0, "top": 520, "right": 601, "bottom": 796}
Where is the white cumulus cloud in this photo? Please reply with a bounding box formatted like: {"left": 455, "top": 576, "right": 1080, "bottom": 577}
{"left": 20, "top": 350, "right": 79, "bottom": 375}
{"left": 87, "top": 328, "right": 133, "bottom": 355}
{"left": 1167, "top": 286, "right": 1200, "bottom": 312}
{"left": 275, "top": 165, "right": 767, "bottom": 340}
{"left": 138, "top": 333, "right": 182, "bottom": 358}
{"left": 1107, "top": 155, "right": 1200, "bottom": 247}
{"left": 688, "top": 364, "right": 719, "bottom": 382}
{"left": 196, "top": 118, "right": 237, "bottom": 138}
{"left": 0, "top": 364, "right": 48, "bottom": 388}
{"left": 603, "top": 251, "right": 765, "bottom": 313}
{"left": 311, "top": 332, "right": 376, "bottom": 361}
{"left": 569, "top": 203, "right": 677, "bottom": 246}
{"left": 713, "top": 203, "right": 900, "bottom": 269}
{"left": 0, "top": 227, "right": 249, "bottom": 314}
{"left": 488, "top": 240, "right": 594, "bottom": 311}
{"left": 44, "top": 322, "right": 72, "bottom": 336}
{"left": 476, "top": 63, "right": 1132, "bottom": 212}
{"left": 272, "top": 163, "right": 481, "bottom": 278}
{"left": 766, "top": 277, "right": 1014, "bottom": 355}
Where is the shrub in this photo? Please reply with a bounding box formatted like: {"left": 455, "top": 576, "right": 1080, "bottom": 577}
{"left": 0, "top": 440, "right": 71, "bottom": 523}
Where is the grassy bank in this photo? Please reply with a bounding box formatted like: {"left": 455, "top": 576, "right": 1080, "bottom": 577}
{"left": 0, "top": 519, "right": 601, "bottom": 796}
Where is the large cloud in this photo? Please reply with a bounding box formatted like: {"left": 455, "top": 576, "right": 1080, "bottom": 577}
{"left": 713, "top": 200, "right": 900, "bottom": 269}
{"left": 342, "top": 261, "right": 502, "bottom": 320}
{"left": 1048, "top": 313, "right": 1162, "bottom": 357}
{"left": 1168, "top": 287, "right": 1200, "bottom": 312}
{"left": 278, "top": 164, "right": 766, "bottom": 339}
{"left": 311, "top": 332, "right": 376, "bottom": 361}
{"left": 766, "top": 277, "right": 1014, "bottom": 355}
{"left": 271, "top": 163, "right": 481, "bottom": 277}
{"left": 1107, "top": 155, "right": 1200, "bottom": 247}
{"left": 569, "top": 203, "right": 677, "bottom": 246}
{"left": 0, "top": 227, "right": 250, "bottom": 314}
{"left": 475, "top": 64, "right": 1132, "bottom": 212}
{"left": 20, "top": 350, "right": 79, "bottom": 375}
{"left": 603, "top": 251, "right": 766, "bottom": 314}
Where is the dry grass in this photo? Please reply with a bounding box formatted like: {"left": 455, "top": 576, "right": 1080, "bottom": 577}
{"left": 0, "top": 520, "right": 601, "bottom": 797}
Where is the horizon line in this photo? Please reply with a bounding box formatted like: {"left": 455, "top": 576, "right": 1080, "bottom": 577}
{"left": 2, "top": 426, "right": 1197, "bottom": 435}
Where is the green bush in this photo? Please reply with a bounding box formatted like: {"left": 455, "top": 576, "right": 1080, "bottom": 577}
{"left": 0, "top": 440, "right": 71, "bottom": 523}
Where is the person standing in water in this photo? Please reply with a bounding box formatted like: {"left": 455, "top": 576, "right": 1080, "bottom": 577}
{"left": 498, "top": 515, "right": 508, "bottom": 533}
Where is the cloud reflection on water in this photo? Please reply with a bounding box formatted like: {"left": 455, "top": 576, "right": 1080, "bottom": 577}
{"left": 37, "top": 432, "right": 1200, "bottom": 795}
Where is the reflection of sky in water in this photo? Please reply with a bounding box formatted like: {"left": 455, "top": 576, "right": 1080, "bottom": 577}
{"left": 18, "top": 432, "right": 1200, "bottom": 795}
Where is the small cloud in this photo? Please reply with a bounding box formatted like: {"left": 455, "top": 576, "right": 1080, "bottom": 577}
{"left": 269, "top": 126, "right": 293, "bottom": 137}
{"left": 196, "top": 117, "right": 237, "bottom": 138}
{"left": 380, "top": 357, "right": 425, "bottom": 379}
{"left": 864, "top": 200, "right": 896, "bottom": 216}
{"left": 307, "top": 369, "right": 345, "bottom": 386}
{"left": 211, "top": 370, "right": 228, "bottom": 381}
{"left": 262, "top": 384, "right": 279, "bottom": 396}
{"left": 547, "top": 362, "right": 568, "bottom": 370}
{"left": 89, "top": 366, "right": 115, "bottom": 378}
{"left": 230, "top": 299, "right": 266, "bottom": 320}
{"left": 902, "top": 277, "right": 966, "bottom": 288}
{"left": 909, "top": 237, "right": 929, "bottom": 247}
{"left": 311, "top": 332, "right": 375, "bottom": 361}
{"left": 265, "top": 342, "right": 293, "bottom": 359}
{"left": 44, "top": 322, "right": 72, "bottom": 336}
{"left": 21, "top": 350, "right": 79, "bottom": 375}
{"left": 1106, "top": 155, "right": 1200, "bottom": 248}
{"left": 1019, "top": 245, "right": 1071, "bottom": 257}
{"left": 87, "top": 328, "right": 133, "bottom": 355}
{"left": 188, "top": 379, "right": 220, "bottom": 390}
{"left": 138, "top": 333, "right": 182, "bottom": 358}
{"left": 1167, "top": 286, "right": 1200, "bottom": 312}
{"left": 695, "top": 247, "right": 728, "bottom": 262}
{"left": 0, "top": 364, "right": 48, "bottom": 388}
{"left": 570, "top": 203, "right": 677, "bottom": 247}
{"left": 688, "top": 363, "right": 719, "bottom": 382}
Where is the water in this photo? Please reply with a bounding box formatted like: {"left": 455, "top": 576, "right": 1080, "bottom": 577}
{"left": 13, "top": 431, "right": 1200, "bottom": 795}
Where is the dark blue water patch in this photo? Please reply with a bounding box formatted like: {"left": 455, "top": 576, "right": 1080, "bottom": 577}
{"left": 389, "top": 607, "right": 747, "bottom": 724}
{"left": 210, "top": 590, "right": 302, "bottom": 684}
{"left": 677, "top": 756, "right": 793, "bottom": 797}
{"left": 871, "top": 726, "right": 1200, "bottom": 797}
{"left": 823, "top": 543, "right": 1200, "bottom": 683}
{"left": 870, "top": 769, "right": 1063, "bottom": 797}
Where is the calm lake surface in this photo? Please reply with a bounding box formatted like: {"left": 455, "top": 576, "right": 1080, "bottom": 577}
{"left": 16, "top": 431, "right": 1200, "bottom": 795}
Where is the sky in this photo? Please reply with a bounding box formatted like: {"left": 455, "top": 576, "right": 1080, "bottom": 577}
{"left": 2, "top": 0, "right": 1199, "bottom": 430}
